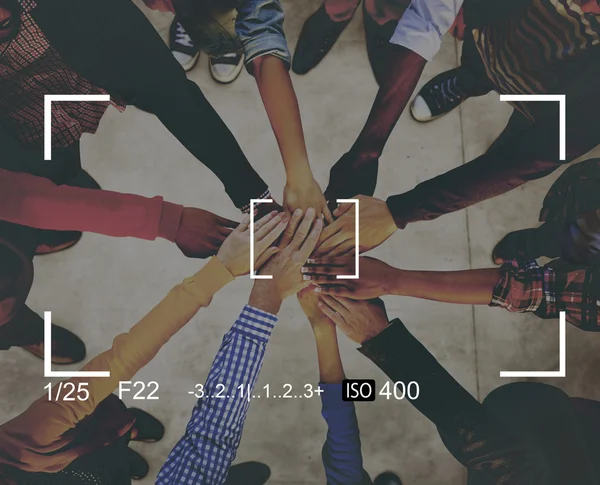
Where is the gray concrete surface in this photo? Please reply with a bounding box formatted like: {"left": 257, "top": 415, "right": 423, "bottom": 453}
{"left": 1, "top": 1, "right": 599, "bottom": 483}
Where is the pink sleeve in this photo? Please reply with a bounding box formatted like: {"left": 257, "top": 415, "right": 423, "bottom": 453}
{"left": 0, "top": 169, "right": 183, "bottom": 242}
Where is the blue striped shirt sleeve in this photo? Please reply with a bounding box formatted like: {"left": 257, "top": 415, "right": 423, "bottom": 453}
{"left": 156, "top": 305, "right": 277, "bottom": 485}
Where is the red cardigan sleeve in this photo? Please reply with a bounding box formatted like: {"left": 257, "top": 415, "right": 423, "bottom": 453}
{"left": 0, "top": 168, "right": 183, "bottom": 242}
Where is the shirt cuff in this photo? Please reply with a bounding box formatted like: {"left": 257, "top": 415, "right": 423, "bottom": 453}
{"left": 389, "top": 8, "right": 442, "bottom": 62}
{"left": 320, "top": 383, "right": 352, "bottom": 409}
{"left": 158, "top": 202, "right": 184, "bottom": 242}
{"left": 489, "top": 260, "right": 545, "bottom": 313}
{"left": 244, "top": 39, "right": 291, "bottom": 74}
{"left": 231, "top": 305, "right": 277, "bottom": 343}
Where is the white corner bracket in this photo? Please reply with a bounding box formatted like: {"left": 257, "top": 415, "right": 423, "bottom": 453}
{"left": 250, "top": 199, "right": 274, "bottom": 279}
{"left": 500, "top": 311, "right": 567, "bottom": 378}
{"left": 335, "top": 199, "right": 359, "bottom": 279}
{"left": 44, "top": 94, "right": 111, "bottom": 161}
{"left": 499, "top": 94, "right": 566, "bottom": 160}
{"left": 44, "top": 311, "right": 110, "bottom": 378}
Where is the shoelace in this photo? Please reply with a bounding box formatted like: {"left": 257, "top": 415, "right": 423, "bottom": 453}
{"left": 174, "top": 22, "right": 195, "bottom": 48}
{"left": 430, "top": 75, "right": 466, "bottom": 110}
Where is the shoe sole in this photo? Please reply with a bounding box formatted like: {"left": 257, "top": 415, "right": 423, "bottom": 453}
{"left": 209, "top": 58, "right": 244, "bottom": 84}
{"left": 180, "top": 51, "right": 201, "bottom": 72}
{"left": 410, "top": 103, "right": 450, "bottom": 123}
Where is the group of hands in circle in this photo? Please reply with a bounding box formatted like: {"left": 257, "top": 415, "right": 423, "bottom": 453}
{"left": 214, "top": 205, "right": 396, "bottom": 346}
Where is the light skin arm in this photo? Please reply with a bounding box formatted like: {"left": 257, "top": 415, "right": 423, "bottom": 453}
{"left": 298, "top": 288, "right": 344, "bottom": 384}
{"left": 304, "top": 256, "right": 502, "bottom": 305}
{"left": 251, "top": 56, "right": 332, "bottom": 222}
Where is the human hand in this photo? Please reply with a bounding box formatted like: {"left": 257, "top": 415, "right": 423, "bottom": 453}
{"left": 317, "top": 296, "right": 389, "bottom": 344}
{"left": 315, "top": 195, "right": 397, "bottom": 256}
{"left": 249, "top": 208, "right": 324, "bottom": 313}
{"left": 323, "top": 151, "right": 379, "bottom": 212}
{"left": 449, "top": 7, "right": 466, "bottom": 40}
{"left": 140, "top": 0, "right": 175, "bottom": 13}
{"left": 301, "top": 256, "right": 395, "bottom": 299}
{"left": 284, "top": 175, "right": 333, "bottom": 223}
{"left": 175, "top": 207, "right": 238, "bottom": 259}
{"left": 297, "top": 286, "right": 335, "bottom": 330}
{"left": 217, "top": 211, "right": 288, "bottom": 276}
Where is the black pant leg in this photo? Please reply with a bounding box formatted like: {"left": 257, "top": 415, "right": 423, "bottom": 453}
{"left": 32, "top": 0, "right": 268, "bottom": 210}
{"left": 466, "top": 383, "right": 596, "bottom": 485}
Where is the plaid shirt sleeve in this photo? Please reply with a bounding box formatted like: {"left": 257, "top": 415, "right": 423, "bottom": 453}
{"left": 490, "top": 260, "right": 546, "bottom": 314}
{"left": 156, "top": 305, "right": 277, "bottom": 485}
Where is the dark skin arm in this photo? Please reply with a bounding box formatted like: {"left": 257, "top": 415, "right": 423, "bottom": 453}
{"left": 325, "top": 45, "right": 427, "bottom": 203}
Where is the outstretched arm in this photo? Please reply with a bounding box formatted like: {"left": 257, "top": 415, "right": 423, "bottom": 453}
{"left": 298, "top": 289, "right": 367, "bottom": 485}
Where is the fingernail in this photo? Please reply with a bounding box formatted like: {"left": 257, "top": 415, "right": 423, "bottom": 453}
{"left": 307, "top": 258, "right": 316, "bottom": 264}
{"left": 294, "top": 208, "right": 303, "bottom": 216}
{"left": 302, "top": 275, "right": 312, "bottom": 281}
{"left": 271, "top": 210, "right": 277, "bottom": 216}
{"left": 301, "top": 267, "right": 309, "bottom": 273}
{"left": 306, "top": 207, "right": 315, "bottom": 216}
{"left": 313, "top": 287, "right": 322, "bottom": 293}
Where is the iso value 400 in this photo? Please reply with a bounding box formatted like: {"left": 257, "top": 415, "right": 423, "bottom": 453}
{"left": 342, "top": 379, "right": 420, "bottom": 402}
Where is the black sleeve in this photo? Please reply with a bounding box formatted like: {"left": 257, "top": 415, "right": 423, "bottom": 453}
{"left": 359, "top": 320, "right": 552, "bottom": 485}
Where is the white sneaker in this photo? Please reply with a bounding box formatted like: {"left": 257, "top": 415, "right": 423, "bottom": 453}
{"left": 209, "top": 52, "right": 244, "bottom": 84}
{"left": 169, "top": 19, "right": 200, "bottom": 72}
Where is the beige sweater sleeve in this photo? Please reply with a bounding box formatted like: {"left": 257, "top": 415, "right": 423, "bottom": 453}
{"left": 0, "top": 256, "right": 234, "bottom": 467}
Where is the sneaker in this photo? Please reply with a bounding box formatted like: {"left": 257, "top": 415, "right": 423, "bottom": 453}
{"left": 169, "top": 18, "right": 201, "bottom": 72}
{"left": 21, "top": 319, "right": 86, "bottom": 365}
{"left": 363, "top": 3, "right": 398, "bottom": 86}
{"left": 292, "top": 4, "right": 356, "bottom": 75}
{"left": 209, "top": 51, "right": 244, "bottom": 84}
{"left": 411, "top": 67, "right": 474, "bottom": 122}
{"left": 127, "top": 448, "right": 149, "bottom": 480}
{"left": 374, "top": 471, "right": 403, "bottom": 485}
{"left": 225, "top": 462, "right": 270, "bottom": 485}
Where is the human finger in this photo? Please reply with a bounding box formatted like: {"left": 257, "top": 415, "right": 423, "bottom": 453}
{"left": 332, "top": 202, "right": 354, "bottom": 218}
{"left": 298, "top": 218, "right": 324, "bottom": 259}
{"left": 290, "top": 208, "right": 316, "bottom": 250}
{"left": 253, "top": 211, "right": 279, "bottom": 233}
{"left": 319, "top": 294, "right": 350, "bottom": 316}
{"left": 312, "top": 285, "right": 354, "bottom": 298}
{"left": 322, "top": 204, "right": 334, "bottom": 224}
{"left": 314, "top": 230, "right": 351, "bottom": 256}
{"left": 279, "top": 208, "right": 303, "bottom": 248}
{"left": 301, "top": 261, "right": 354, "bottom": 275}
{"left": 235, "top": 214, "right": 251, "bottom": 232}
{"left": 327, "top": 239, "right": 357, "bottom": 257}
{"left": 216, "top": 215, "right": 239, "bottom": 229}
{"left": 317, "top": 300, "right": 345, "bottom": 326}
{"left": 255, "top": 212, "right": 286, "bottom": 240}
{"left": 255, "top": 247, "right": 279, "bottom": 270}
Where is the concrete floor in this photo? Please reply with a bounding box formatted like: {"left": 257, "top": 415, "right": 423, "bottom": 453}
{"left": 1, "top": 1, "right": 600, "bottom": 484}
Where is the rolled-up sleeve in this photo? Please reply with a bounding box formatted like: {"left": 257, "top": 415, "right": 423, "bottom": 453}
{"left": 236, "top": 0, "right": 291, "bottom": 70}
{"left": 389, "top": 0, "right": 463, "bottom": 61}
{"left": 490, "top": 260, "right": 545, "bottom": 314}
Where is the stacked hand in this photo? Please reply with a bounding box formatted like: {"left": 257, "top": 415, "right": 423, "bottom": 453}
{"left": 175, "top": 207, "right": 239, "bottom": 259}
{"left": 249, "top": 208, "right": 324, "bottom": 314}
{"left": 315, "top": 195, "right": 397, "bottom": 256}
{"left": 302, "top": 256, "right": 394, "bottom": 299}
{"left": 217, "top": 211, "right": 288, "bottom": 276}
{"left": 318, "top": 297, "right": 389, "bottom": 345}
{"left": 284, "top": 175, "right": 333, "bottom": 223}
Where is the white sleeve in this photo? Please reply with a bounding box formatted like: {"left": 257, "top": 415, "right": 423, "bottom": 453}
{"left": 389, "top": 0, "right": 464, "bottom": 61}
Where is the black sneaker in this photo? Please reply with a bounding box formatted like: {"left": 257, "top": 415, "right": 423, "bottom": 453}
{"left": 225, "top": 462, "right": 270, "bottom": 485}
{"left": 292, "top": 4, "right": 356, "bottom": 75}
{"left": 209, "top": 51, "right": 244, "bottom": 84}
{"left": 374, "top": 471, "right": 403, "bottom": 485}
{"left": 127, "top": 448, "right": 149, "bottom": 480}
{"left": 411, "top": 67, "right": 476, "bottom": 122}
{"left": 363, "top": 3, "right": 398, "bottom": 86}
{"left": 169, "top": 18, "right": 201, "bottom": 72}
